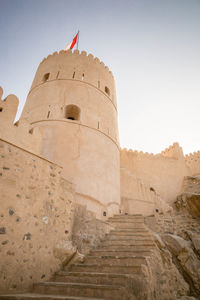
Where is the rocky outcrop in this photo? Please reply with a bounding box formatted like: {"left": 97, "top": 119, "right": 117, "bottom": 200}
{"left": 176, "top": 176, "right": 200, "bottom": 217}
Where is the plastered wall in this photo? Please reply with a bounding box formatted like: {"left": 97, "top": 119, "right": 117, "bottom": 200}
{"left": 21, "top": 50, "right": 120, "bottom": 219}
{"left": 0, "top": 139, "right": 75, "bottom": 293}
{"left": 0, "top": 87, "right": 42, "bottom": 154}
{"left": 185, "top": 151, "right": 200, "bottom": 176}
{"left": 120, "top": 143, "right": 191, "bottom": 208}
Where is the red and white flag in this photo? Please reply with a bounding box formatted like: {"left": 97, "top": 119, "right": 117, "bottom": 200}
{"left": 65, "top": 32, "right": 79, "bottom": 52}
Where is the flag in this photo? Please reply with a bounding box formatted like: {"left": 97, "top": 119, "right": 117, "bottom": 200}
{"left": 65, "top": 32, "right": 79, "bottom": 52}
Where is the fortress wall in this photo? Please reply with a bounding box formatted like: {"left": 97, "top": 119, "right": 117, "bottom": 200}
{"left": 0, "top": 139, "right": 75, "bottom": 293}
{"left": 185, "top": 151, "right": 200, "bottom": 175}
{"left": 120, "top": 144, "right": 191, "bottom": 206}
{"left": 21, "top": 50, "right": 120, "bottom": 219}
{"left": 120, "top": 168, "right": 172, "bottom": 216}
{"left": 0, "top": 87, "right": 42, "bottom": 154}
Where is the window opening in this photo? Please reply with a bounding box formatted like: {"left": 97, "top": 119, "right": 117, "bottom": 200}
{"left": 56, "top": 71, "right": 60, "bottom": 79}
{"left": 82, "top": 73, "right": 84, "bottom": 80}
{"left": 43, "top": 73, "right": 50, "bottom": 83}
{"left": 105, "top": 86, "right": 110, "bottom": 96}
{"left": 65, "top": 104, "right": 80, "bottom": 121}
{"left": 47, "top": 111, "right": 50, "bottom": 119}
{"left": 72, "top": 72, "right": 75, "bottom": 79}
{"left": 0, "top": 107, "right": 3, "bottom": 112}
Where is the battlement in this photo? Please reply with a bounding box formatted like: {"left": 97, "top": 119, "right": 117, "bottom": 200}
{"left": 161, "top": 142, "right": 184, "bottom": 160}
{"left": 185, "top": 151, "right": 200, "bottom": 175}
{"left": 29, "top": 50, "right": 116, "bottom": 107}
{"left": 121, "top": 142, "right": 184, "bottom": 161}
{"left": 40, "top": 49, "right": 113, "bottom": 77}
{"left": 0, "top": 87, "right": 42, "bottom": 154}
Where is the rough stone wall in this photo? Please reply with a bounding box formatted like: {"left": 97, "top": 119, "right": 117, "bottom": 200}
{"left": 72, "top": 204, "right": 114, "bottom": 255}
{"left": 120, "top": 143, "right": 191, "bottom": 206}
{"left": 0, "top": 139, "right": 75, "bottom": 293}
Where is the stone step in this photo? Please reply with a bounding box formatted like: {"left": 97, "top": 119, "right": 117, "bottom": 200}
{"left": 33, "top": 282, "right": 125, "bottom": 300}
{"left": 98, "top": 244, "right": 155, "bottom": 250}
{"left": 55, "top": 271, "right": 131, "bottom": 286}
{"left": 111, "top": 229, "right": 150, "bottom": 234}
{"left": 90, "top": 249, "right": 153, "bottom": 257}
{"left": 85, "top": 255, "right": 147, "bottom": 265}
{"left": 109, "top": 230, "right": 150, "bottom": 237}
{"left": 108, "top": 218, "right": 144, "bottom": 223}
{"left": 107, "top": 223, "right": 145, "bottom": 229}
{"left": 106, "top": 234, "right": 152, "bottom": 241}
{"left": 101, "top": 239, "right": 154, "bottom": 246}
{"left": 113, "top": 214, "right": 143, "bottom": 218}
{"left": 68, "top": 263, "right": 143, "bottom": 274}
{"left": 0, "top": 294, "right": 106, "bottom": 300}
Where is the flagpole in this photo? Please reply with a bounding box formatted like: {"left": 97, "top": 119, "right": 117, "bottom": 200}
{"left": 77, "top": 30, "right": 80, "bottom": 50}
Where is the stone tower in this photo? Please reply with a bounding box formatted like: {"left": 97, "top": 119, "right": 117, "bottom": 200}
{"left": 21, "top": 50, "right": 120, "bottom": 219}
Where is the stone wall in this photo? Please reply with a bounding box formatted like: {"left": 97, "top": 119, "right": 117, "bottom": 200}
{"left": 0, "top": 139, "right": 75, "bottom": 293}
{"left": 120, "top": 143, "right": 191, "bottom": 206}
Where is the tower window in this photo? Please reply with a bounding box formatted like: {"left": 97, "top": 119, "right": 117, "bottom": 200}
{"left": 0, "top": 107, "right": 3, "bottom": 112}
{"left": 82, "top": 73, "right": 84, "bottom": 80}
{"left": 65, "top": 105, "right": 80, "bottom": 121}
{"left": 47, "top": 111, "right": 50, "bottom": 118}
{"left": 72, "top": 72, "right": 75, "bottom": 79}
{"left": 105, "top": 86, "right": 110, "bottom": 96}
{"left": 43, "top": 73, "right": 50, "bottom": 82}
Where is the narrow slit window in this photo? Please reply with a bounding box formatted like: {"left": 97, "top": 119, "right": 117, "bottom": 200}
{"left": 0, "top": 107, "right": 3, "bottom": 112}
{"left": 72, "top": 72, "right": 75, "bottom": 79}
{"left": 105, "top": 86, "right": 110, "bottom": 96}
{"left": 43, "top": 73, "right": 50, "bottom": 83}
{"left": 82, "top": 74, "right": 84, "bottom": 80}
{"left": 65, "top": 104, "right": 80, "bottom": 121}
{"left": 56, "top": 71, "right": 60, "bottom": 79}
{"left": 47, "top": 111, "right": 50, "bottom": 119}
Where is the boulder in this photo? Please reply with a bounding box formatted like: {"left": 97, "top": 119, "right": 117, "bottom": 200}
{"left": 53, "top": 239, "right": 77, "bottom": 265}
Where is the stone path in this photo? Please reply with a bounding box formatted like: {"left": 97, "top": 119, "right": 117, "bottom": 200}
{"left": 0, "top": 214, "right": 156, "bottom": 300}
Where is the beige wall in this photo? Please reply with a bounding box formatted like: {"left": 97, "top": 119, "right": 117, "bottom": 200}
{"left": 0, "top": 139, "right": 75, "bottom": 293}
{"left": 21, "top": 50, "right": 120, "bottom": 219}
{"left": 120, "top": 143, "right": 191, "bottom": 210}
{"left": 120, "top": 168, "right": 172, "bottom": 216}
{"left": 0, "top": 87, "right": 42, "bottom": 154}
{"left": 185, "top": 151, "right": 200, "bottom": 176}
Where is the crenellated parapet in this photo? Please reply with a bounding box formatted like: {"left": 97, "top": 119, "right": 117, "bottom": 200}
{"left": 121, "top": 142, "right": 185, "bottom": 163}
{"left": 29, "top": 49, "right": 116, "bottom": 107}
{"left": 185, "top": 151, "right": 200, "bottom": 175}
{"left": 161, "top": 142, "right": 184, "bottom": 160}
{"left": 0, "top": 87, "right": 42, "bottom": 154}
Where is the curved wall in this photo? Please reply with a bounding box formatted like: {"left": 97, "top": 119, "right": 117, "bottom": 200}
{"left": 21, "top": 50, "right": 120, "bottom": 218}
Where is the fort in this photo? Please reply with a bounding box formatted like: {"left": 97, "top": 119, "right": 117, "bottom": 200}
{"left": 0, "top": 50, "right": 200, "bottom": 300}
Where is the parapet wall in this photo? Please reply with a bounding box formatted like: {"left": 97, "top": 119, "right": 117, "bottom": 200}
{"left": 120, "top": 143, "right": 191, "bottom": 205}
{"left": 185, "top": 151, "right": 200, "bottom": 175}
{"left": 28, "top": 49, "right": 117, "bottom": 108}
{"left": 0, "top": 139, "right": 75, "bottom": 293}
{"left": 0, "top": 87, "right": 42, "bottom": 154}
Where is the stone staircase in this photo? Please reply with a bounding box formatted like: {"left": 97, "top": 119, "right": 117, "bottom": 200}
{"left": 0, "top": 214, "right": 156, "bottom": 300}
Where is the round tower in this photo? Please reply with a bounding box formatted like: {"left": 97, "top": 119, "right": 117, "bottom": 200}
{"left": 21, "top": 50, "right": 120, "bottom": 219}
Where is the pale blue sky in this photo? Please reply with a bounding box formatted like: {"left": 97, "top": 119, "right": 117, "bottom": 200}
{"left": 0, "top": 0, "right": 200, "bottom": 154}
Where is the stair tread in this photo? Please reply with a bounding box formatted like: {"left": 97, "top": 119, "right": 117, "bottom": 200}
{"left": 34, "top": 282, "right": 121, "bottom": 290}
{"left": 0, "top": 294, "right": 107, "bottom": 300}
{"left": 57, "top": 271, "right": 132, "bottom": 278}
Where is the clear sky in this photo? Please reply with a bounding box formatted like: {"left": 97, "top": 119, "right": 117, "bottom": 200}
{"left": 0, "top": 0, "right": 200, "bottom": 154}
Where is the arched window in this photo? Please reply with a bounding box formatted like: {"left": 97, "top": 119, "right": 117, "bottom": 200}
{"left": 105, "top": 86, "right": 110, "bottom": 96}
{"left": 43, "top": 73, "right": 50, "bottom": 82}
{"left": 65, "top": 105, "right": 80, "bottom": 121}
